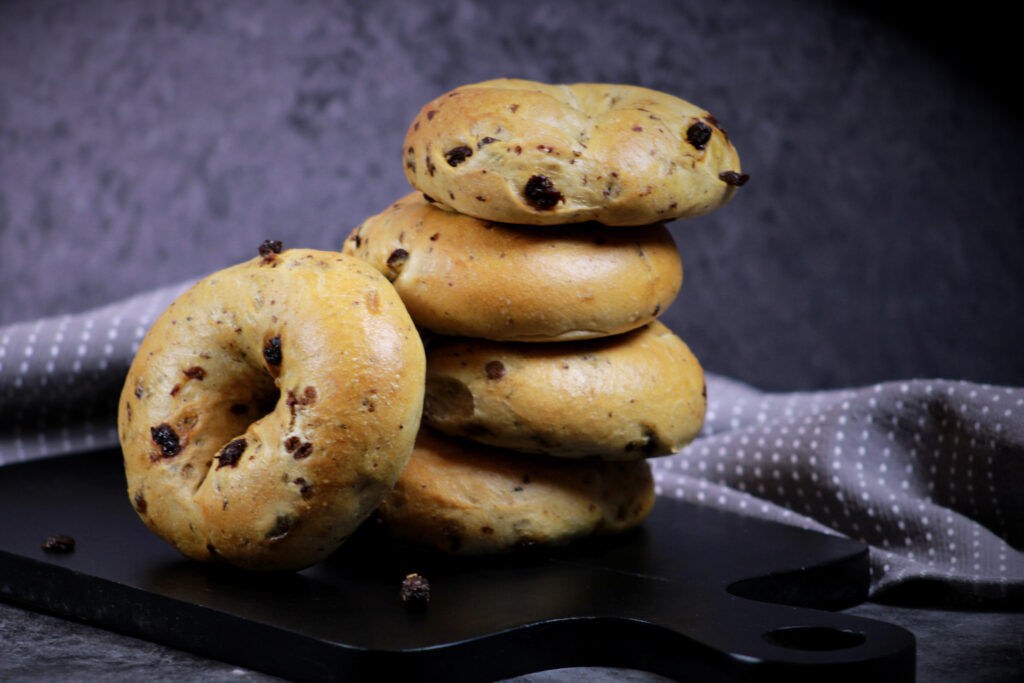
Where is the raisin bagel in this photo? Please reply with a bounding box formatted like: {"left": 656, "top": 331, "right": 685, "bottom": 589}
{"left": 377, "top": 428, "right": 655, "bottom": 554}
{"left": 342, "top": 193, "right": 682, "bottom": 341}
{"left": 423, "top": 321, "right": 706, "bottom": 459}
{"left": 118, "top": 247, "right": 426, "bottom": 571}
{"left": 403, "top": 78, "right": 745, "bottom": 226}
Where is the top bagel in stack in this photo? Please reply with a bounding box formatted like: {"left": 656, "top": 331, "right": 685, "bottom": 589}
{"left": 403, "top": 78, "right": 745, "bottom": 226}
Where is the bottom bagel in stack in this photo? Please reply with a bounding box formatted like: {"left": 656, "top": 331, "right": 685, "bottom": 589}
{"left": 378, "top": 428, "right": 656, "bottom": 554}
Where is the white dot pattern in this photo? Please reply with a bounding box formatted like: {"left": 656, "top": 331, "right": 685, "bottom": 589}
{"left": 651, "top": 375, "right": 1024, "bottom": 603}
{"left": 0, "top": 281, "right": 191, "bottom": 464}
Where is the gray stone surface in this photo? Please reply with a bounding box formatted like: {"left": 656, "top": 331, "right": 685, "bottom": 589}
{"left": 2, "top": 0, "right": 1022, "bottom": 391}
{"left": 0, "top": 600, "right": 281, "bottom": 682}
{"left": 1, "top": 599, "right": 1020, "bottom": 681}
{"left": 846, "top": 602, "right": 1024, "bottom": 683}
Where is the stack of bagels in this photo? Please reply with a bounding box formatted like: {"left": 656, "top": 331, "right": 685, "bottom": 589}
{"left": 117, "top": 78, "right": 745, "bottom": 572}
{"left": 344, "top": 78, "right": 746, "bottom": 554}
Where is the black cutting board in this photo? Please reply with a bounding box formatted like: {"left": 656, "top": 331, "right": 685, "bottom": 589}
{"left": 0, "top": 449, "right": 914, "bottom": 682}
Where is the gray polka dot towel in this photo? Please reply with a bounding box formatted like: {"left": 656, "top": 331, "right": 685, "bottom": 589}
{"left": 1, "top": 282, "right": 1021, "bottom": 606}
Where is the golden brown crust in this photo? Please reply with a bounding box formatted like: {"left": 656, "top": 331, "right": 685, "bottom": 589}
{"left": 422, "top": 321, "right": 706, "bottom": 459}
{"left": 342, "top": 193, "right": 682, "bottom": 341}
{"left": 117, "top": 249, "right": 425, "bottom": 571}
{"left": 403, "top": 78, "right": 743, "bottom": 226}
{"left": 377, "top": 429, "right": 655, "bottom": 554}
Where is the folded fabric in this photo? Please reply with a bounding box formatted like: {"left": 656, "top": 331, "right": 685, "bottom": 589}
{"left": 1, "top": 283, "right": 1021, "bottom": 606}
{"left": 0, "top": 281, "right": 191, "bottom": 463}
{"left": 650, "top": 375, "right": 1023, "bottom": 606}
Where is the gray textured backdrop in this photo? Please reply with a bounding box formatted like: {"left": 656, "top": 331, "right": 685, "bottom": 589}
{"left": 2, "top": 0, "right": 1022, "bottom": 391}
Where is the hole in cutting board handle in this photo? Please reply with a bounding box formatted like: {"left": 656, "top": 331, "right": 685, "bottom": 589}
{"left": 761, "top": 626, "right": 866, "bottom": 651}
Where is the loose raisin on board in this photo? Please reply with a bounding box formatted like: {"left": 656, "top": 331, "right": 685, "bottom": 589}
{"left": 400, "top": 573, "right": 431, "bottom": 610}
{"left": 41, "top": 534, "right": 76, "bottom": 553}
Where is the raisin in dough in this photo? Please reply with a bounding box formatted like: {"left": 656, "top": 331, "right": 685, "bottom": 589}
{"left": 342, "top": 193, "right": 682, "bottom": 341}
{"left": 403, "top": 78, "right": 745, "bottom": 226}
{"left": 118, "top": 248, "right": 425, "bottom": 571}
{"left": 423, "top": 321, "right": 706, "bottom": 459}
{"left": 377, "top": 428, "right": 655, "bottom": 554}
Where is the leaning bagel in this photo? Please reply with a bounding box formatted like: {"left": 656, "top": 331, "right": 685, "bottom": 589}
{"left": 118, "top": 247, "right": 425, "bottom": 571}
{"left": 403, "top": 78, "right": 745, "bottom": 226}
{"left": 377, "top": 428, "right": 656, "bottom": 554}
{"left": 423, "top": 321, "right": 706, "bottom": 459}
{"left": 342, "top": 193, "right": 682, "bottom": 341}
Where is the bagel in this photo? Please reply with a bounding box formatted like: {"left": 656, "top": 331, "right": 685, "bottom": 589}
{"left": 342, "top": 193, "right": 682, "bottom": 341}
{"left": 422, "top": 321, "right": 706, "bottom": 459}
{"left": 403, "top": 78, "right": 745, "bottom": 226}
{"left": 117, "top": 247, "right": 426, "bottom": 571}
{"left": 377, "top": 428, "right": 655, "bottom": 554}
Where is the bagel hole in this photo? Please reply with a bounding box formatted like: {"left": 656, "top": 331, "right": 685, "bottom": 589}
{"left": 218, "top": 375, "right": 280, "bottom": 449}
{"left": 183, "top": 383, "right": 281, "bottom": 494}
{"left": 234, "top": 389, "right": 279, "bottom": 425}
